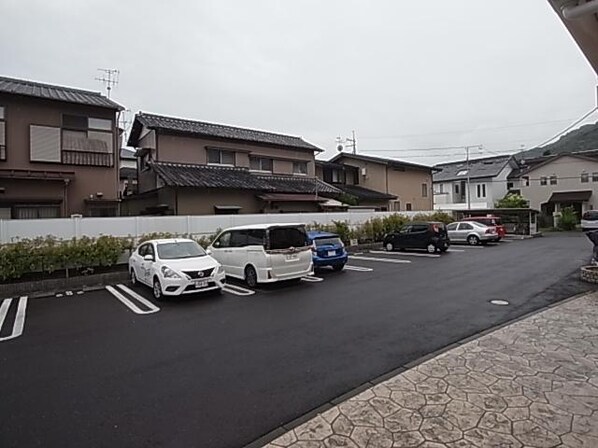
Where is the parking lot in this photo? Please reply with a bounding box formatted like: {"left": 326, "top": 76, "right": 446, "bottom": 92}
{"left": 0, "top": 233, "right": 594, "bottom": 448}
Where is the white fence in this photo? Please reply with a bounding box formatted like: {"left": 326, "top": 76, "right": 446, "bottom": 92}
{"left": 0, "top": 211, "right": 432, "bottom": 244}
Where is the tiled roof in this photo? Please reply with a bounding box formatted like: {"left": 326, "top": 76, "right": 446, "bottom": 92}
{"left": 329, "top": 152, "right": 436, "bottom": 171}
{"left": 150, "top": 162, "right": 340, "bottom": 195}
{"left": 0, "top": 76, "right": 123, "bottom": 110}
{"left": 336, "top": 184, "right": 397, "bottom": 201}
{"left": 433, "top": 155, "right": 512, "bottom": 182}
{"left": 128, "top": 112, "right": 322, "bottom": 152}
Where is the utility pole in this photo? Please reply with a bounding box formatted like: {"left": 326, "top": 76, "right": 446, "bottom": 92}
{"left": 95, "top": 68, "right": 119, "bottom": 98}
{"left": 464, "top": 145, "right": 483, "bottom": 211}
{"left": 335, "top": 131, "right": 357, "bottom": 154}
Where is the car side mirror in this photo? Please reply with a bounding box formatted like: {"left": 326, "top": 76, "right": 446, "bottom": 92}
{"left": 143, "top": 254, "right": 154, "bottom": 262}
{"left": 206, "top": 248, "right": 212, "bottom": 255}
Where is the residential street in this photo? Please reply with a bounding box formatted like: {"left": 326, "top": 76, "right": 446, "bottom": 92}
{"left": 0, "top": 233, "right": 593, "bottom": 448}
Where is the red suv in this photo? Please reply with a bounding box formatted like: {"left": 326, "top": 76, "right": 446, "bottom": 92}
{"left": 462, "top": 216, "right": 506, "bottom": 240}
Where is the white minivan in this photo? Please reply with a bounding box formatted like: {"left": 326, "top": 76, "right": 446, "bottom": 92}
{"left": 207, "top": 223, "right": 313, "bottom": 287}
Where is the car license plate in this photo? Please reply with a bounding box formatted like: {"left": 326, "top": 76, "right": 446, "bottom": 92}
{"left": 286, "top": 254, "right": 298, "bottom": 261}
{"left": 194, "top": 280, "right": 208, "bottom": 288}
{"left": 327, "top": 250, "right": 336, "bottom": 257}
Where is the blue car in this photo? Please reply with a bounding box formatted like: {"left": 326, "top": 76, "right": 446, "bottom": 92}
{"left": 307, "top": 230, "right": 348, "bottom": 271}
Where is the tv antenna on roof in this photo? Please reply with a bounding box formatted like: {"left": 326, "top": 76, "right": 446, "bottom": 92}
{"left": 95, "top": 68, "right": 119, "bottom": 98}
{"left": 336, "top": 130, "right": 357, "bottom": 154}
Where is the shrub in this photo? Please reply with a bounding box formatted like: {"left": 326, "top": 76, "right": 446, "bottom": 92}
{"left": 558, "top": 207, "right": 577, "bottom": 231}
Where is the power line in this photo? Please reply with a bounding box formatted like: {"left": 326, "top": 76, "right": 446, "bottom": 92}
{"left": 359, "top": 117, "right": 582, "bottom": 140}
{"left": 534, "top": 106, "right": 598, "bottom": 148}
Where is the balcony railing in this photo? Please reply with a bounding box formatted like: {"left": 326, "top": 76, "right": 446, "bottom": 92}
{"left": 62, "top": 150, "right": 114, "bottom": 167}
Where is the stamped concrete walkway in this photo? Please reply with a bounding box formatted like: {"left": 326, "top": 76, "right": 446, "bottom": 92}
{"left": 263, "top": 292, "right": 598, "bottom": 448}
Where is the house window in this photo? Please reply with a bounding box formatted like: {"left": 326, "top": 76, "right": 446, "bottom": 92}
{"left": 61, "top": 114, "right": 114, "bottom": 166}
{"left": 581, "top": 172, "right": 589, "bottom": 183}
{"left": 293, "top": 161, "right": 308, "bottom": 175}
{"left": 507, "top": 182, "right": 514, "bottom": 190}
{"left": 454, "top": 184, "right": 460, "bottom": 194}
{"left": 540, "top": 177, "right": 547, "bottom": 186}
{"left": 391, "top": 200, "right": 401, "bottom": 211}
{"left": 593, "top": 172, "right": 598, "bottom": 182}
{"left": 406, "top": 203, "right": 412, "bottom": 211}
{"left": 13, "top": 205, "right": 60, "bottom": 219}
{"left": 422, "top": 183, "right": 428, "bottom": 198}
{"left": 30, "top": 125, "right": 61, "bottom": 162}
{"left": 249, "top": 157, "right": 273, "bottom": 172}
{"left": 550, "top": 175, "right": 557, "bottom": 185}
{"left": 207, "top": 148, "right": 235, "bottom": 166}
{"left": 140, "top": 152, "right": 151, "bottom": 171}
{"left": 331, "top": 169, "right": 342, "bottom": 183}
{"left": 476, "top": 184, "right": 486, "bottom": 198}
{"left": 523, "top": 176, "right": 529, "bottom": 187}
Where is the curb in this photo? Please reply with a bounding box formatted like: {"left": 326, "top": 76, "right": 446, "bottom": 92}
{"left": 243, "top": 288, "right": 595, "bottom": 448}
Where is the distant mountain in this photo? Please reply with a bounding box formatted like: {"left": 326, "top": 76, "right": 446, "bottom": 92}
{"left": 518, "top": 121, "right": 598, "bottom": 160}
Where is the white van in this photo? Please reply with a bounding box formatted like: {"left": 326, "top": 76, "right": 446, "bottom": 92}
{"left": 207, "top": 223, "right": 313, "bottom": 287}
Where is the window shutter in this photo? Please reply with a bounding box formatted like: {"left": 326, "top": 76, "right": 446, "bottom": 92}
{"left": 0, "top": 121, "right": 5, "bottom": 145}
{"left": 30, "top": 125, "right": 61, "bottom": 162}
{"left": 87, "top": 131, "right": 113, "bottom": 153}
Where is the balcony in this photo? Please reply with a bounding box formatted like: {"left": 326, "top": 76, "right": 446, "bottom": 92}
{"left": 62, "top": 150, "right": 114, "bottom": 167}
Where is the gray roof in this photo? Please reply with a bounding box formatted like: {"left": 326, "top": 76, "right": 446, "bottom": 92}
{"left": 0, "top": 76, "right": 123, "bottom": 110}
{"left": 329, "top": 152, "right": 435, "bottom": 171}
{"left": 128, "top": 112, "right": 323, "bottom": 152}
{"left": 433, "top": 155, "right": 512, "bottom": 182}
{"left": 150, "top": 161, "right": 340, "bottom": 195}
{"left": 120, "top": 148, "right": 136, "bottom": 160}
{"left": 336, "top": 184, "right": 397, "bottom": 201}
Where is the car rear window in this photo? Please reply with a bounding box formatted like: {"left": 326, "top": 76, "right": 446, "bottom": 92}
{"left": 583, "top": 211, "right": 598, "bottom": 220}
{"left": 314, "top": 237, "right": 342, "bottom": 247}
{"left": 157, "top": 241, "right": 206, "bottom": 259}
{"left": 268, "top": 226, "right": 308, "bottom": 250}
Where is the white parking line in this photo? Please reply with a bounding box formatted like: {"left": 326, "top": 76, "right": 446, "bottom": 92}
{"left": 0, "top": 296, "right": 28, "bottom": 342}
{"left": 302, "top": 275, "right": 324, "bottom": 282}
{"left": 344, "top": 265, "right": 374, "bottom": 272}
{"left": 447, "top": 249, "right": 465, "bottom": 253}
{"left": 451, "top": 245, "right": 485, "bottom": 249}
{"left": 369, "top": 250, "right": 440, "bottom": 258}
{"left": 105, "top": 285, "right": 159, "bottom": 315}
{"left": 116, "top": 284, "right": 161, "bottom": 312}
{"left": 349, "top": 255, "right": 411, "bottom": 264}
{"left": 222, "top": 283, "right": 255, "bottom": 296}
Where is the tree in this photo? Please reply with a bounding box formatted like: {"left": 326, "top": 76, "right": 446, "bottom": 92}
{"left": 496, "top": 193, "right": 528, "bottom": 209}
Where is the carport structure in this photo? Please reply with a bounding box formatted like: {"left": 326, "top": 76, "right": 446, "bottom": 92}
{"left": 454, "top": 208, "right": 540, "bottom": 236}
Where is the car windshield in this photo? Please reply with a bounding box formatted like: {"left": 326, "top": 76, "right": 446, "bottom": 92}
{"left": 157, "top": 241, "right": 206, "bottom": 260}
{"left": 314, "top": 237, "right": 342, "bottom": 247}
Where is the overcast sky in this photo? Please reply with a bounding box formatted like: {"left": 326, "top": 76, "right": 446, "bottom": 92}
{"left": 2, "top": 0, "right": 597, "bottom": 165}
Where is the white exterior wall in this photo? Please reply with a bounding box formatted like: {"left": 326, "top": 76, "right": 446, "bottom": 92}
{"left": 0, "top": 210, "right": 435, "bottom": 244}
{"left": 520, "top": 156, "right": 598, "bottom": 210}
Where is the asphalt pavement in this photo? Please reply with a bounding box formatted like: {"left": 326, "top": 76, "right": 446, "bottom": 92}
{"left": 0, "top": 233, "right": 593, "bottom": 448}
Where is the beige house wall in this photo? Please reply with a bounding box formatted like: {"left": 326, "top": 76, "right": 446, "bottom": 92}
{"left": 520, "top": 156, "right": 598, "bottom": 210}
{"left": 155, "top": 134, "right": 316, "bottom": 176}
{"left": 0, "top": 93, "right": 120, "bottom": 217}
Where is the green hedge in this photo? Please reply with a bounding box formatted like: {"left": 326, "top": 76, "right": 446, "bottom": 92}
{"left": 307, "top": 212, "right": 454, "bottom": 244}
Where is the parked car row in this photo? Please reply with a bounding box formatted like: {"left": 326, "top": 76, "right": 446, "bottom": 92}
{"left": 383, "top": 217, "right": 504, "bottom": 254}
{"left": 130, "top": 217, "right": 506, "bottom": 299}
{"left": 129, "top": 223, "right": 349, "bottom": 300}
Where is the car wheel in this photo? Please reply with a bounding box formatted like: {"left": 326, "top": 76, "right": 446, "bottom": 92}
{"left": 467, "top": 235, "right": 480, "bottom": 246}
{"left": 153, "top": 277, "right": 163, "bottom": 301}
{"left": 426, "top": 243, "right": 437, "bottom": 254}
{"left": 130, "top": 269, "right": 137, "bottom": 285}
{"left": 245, "top": 265, "right": 258, "bottom": 288}
{"left": 385, "top": 242, "right": 394, "bottom": 252}
{"left": 333, "top": 263, "right": 345, "bottom": 272}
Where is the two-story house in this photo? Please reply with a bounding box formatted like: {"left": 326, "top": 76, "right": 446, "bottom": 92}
{"left": 316, "top": 153, "right": 435, "bottom": 211}
{"left": 124, "top": 112, "right": 339, "bottom": 215}
{"left": 515, "top": 151, "right": 598, "bottom": 221}
{"left": 433, "top": 155, "right": 514, "bottom": 211}
{"left": 0, "top": 76, "right": 123, "bottom": 219}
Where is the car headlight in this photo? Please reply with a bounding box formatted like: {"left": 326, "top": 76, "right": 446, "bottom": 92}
{"left": 217, "top": 264, "right": 225, "bottom": 274}
{"left": 161, "top": 265, "right": 180, "bottom": 279}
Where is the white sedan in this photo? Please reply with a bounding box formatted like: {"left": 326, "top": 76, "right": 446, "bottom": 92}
{"left": 129, "top": 238, "right": 226, "bottom": 300}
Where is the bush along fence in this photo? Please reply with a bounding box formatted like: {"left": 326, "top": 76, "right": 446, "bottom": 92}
{"left": 0, "top": 212, "right": 454, "bottom": 283}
